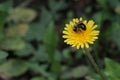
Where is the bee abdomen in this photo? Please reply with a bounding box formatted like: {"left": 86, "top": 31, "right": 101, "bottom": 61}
{"left": 78, "top": 23, "right": 86, "bottom": 30}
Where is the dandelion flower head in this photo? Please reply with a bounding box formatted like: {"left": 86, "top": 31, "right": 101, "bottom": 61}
{"left": 62, "top": 17, "right": 100, "bottom": 49}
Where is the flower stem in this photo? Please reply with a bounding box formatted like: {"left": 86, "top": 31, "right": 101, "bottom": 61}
{"left": 83, "top": 48, "right": 105, "bottom": 80}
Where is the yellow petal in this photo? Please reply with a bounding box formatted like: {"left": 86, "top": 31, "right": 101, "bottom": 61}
{"left": 63, "top": 31, "right": 69, "bottom": 34}
{"left": 77, "top": 44, "right": 80, "bottom": 49}
{"left": 79, "top": 17, "right": 82, "bottom": 21}
{"left": 81, "top": 43, "right": 84, "bottom": 48}
{"left": 73, "top": 19, "right": 76, "bottom": 23}
{"left": 88, "top": 41, "right": 93, "bottom": 44}
{"left": 91, "top": 25, "right": 98, "bottom": 30}
{"left": 85, "top": 43, "right": 89, "bottom": 48}
{"left": 75, "top": 18, "right": 79, "bottom": 23}
{"left": 65, "top": 24, "right": 69, "bottom": 27}
{"left": 83, "top": 20, "right": 87, "bottom": 25}
{"left": 87, "top": 20, "right": 94, "bottom": 29}
{"left": 70, "top": 21, "right": 74, "bottom": 26}
{"left": 63, "top": 35, "right": 69, "bottom": 38}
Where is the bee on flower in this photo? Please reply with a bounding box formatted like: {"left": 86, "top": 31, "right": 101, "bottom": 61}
{"left": 62, "top": 17, "right": 100, "bottom": 49}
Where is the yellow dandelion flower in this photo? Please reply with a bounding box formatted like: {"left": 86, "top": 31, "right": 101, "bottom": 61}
{"left": 62, "top": 17, "right": 100, "bottom": 49}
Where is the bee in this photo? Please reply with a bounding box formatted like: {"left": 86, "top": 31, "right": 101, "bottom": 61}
{"left": 73, "top": 22, "right": 86, "bottom": 32}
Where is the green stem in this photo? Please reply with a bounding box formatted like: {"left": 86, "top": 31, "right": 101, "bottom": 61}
{"left": 83, "top": 48, "right": 105, "bottom": 80}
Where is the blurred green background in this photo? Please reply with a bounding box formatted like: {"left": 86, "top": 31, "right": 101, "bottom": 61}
{"left": 0, "top": 0, "right": 120, "bottom": 80}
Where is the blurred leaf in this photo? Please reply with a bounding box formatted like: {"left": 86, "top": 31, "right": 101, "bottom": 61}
{"left": 31, "top": 45, "right": 48, "bottom": 61}
{"left": 8, "top": 8, "right": 36, "bottom": 23}
{"left": 0, "top": 50, "right": 8, "bottom": 64}
{"left": 102, "top": 25, "right": 113, "bottom": 41}
{"left": 70, "top": 66, "right": 88, "bottom": 78}
{"left": 93, "top": 11, "right": 111, "bottom": 27}
{"left": 28, "top": 62, "right": 48, "bottom": 74}
{"left": 6, "top": 23, "right": 29, "bottom": 37}
{"left": 61, "top": 66, "right": 88, "bottom": 79}
{"left": 43, "top": 21, "right": 59, "bottom": 62}
{"left": 27, "top": 62, "right": 55, "bottom": 80}
{"left": 111, "top": 23, "right": 120, "bottom": 49}
{"left": 0, "top": 6, "right": 8, "bottom": 40}
{"left": 64, "top": 11, "right": 74, "bottom": 24}
{"left": 87, "top": 69, "right": 101, "bottom": 80}
{"left": 15, "top": 43, "right": 35, "bottom": 57}
{"left": 0, "top": 0, "right": 12, "bottom": 12}
{"left": 85, "top": 6, "right": 92, "bottom": 13}
{"left": 0, "top": 33, "right": 4, "bottom": 42}
{"left": 108, "top": 0, "right": 120, "bottom": 8}
{"left": 0, "top": 37, "right": 25, "bottom": 50}
{"left": 0, "top": 11, "right": 8, "bottom": 31}
{"left": 51, "top": 60, "right": 61, "bottom": 74}
{"left": 0, "top": 59, "right": 28, "bottom": 77}
{"left": 104, "top": 58, "right": 120, "bottom": 80}
{"left": 67, "top": 11, "right": 74, "bottom": 20}
{"left": 48, "top": 0, "right": 68, "bottom": 20}
{"left": 62, "top": 48, "right": 71, "bottom": 59}
{"left": 40, "top": 7, "right": 52, "bottom": 28}
{"left": 97, "top": 0, "right": 107, "bottom": 9}
{"left": 25, "top": 8, "right": 52, "bottom": 41}
{"left": 76, "top": 49, "right": 84, "bottom": 59}
{"left": 115, "top": 4, "right": 120, "bottom": 14}
{"left": 25, "top": 23, "right": 43, "bottom": 41}
{"left": 49, "top": 0, "right": 68, "bottom": 12}
{"left": 16, "top": 23, "right": 29, "bottom": 36}
{"left": 0, "top": 50, "right": 8, "bottom": 60}
{"left": 31, "top": 77, "right": 45, "bottom": 80}
{"left": 93, "top": 12, "right": 103, "bottom": 26}
{"left": 54, "top": 50, "right": 63, "bottom": 61}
